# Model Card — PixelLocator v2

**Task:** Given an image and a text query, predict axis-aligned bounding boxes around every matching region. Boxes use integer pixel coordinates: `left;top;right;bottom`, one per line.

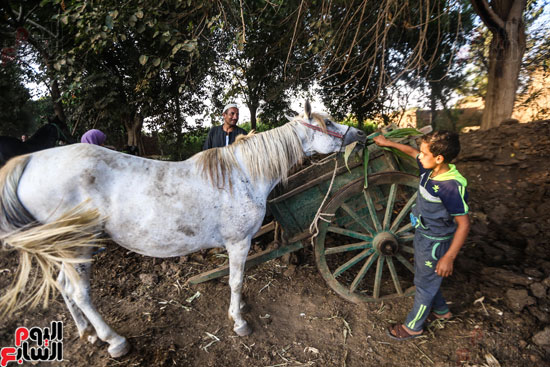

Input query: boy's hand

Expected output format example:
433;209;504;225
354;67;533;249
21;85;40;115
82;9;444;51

373;135;392;147
435;255;454;277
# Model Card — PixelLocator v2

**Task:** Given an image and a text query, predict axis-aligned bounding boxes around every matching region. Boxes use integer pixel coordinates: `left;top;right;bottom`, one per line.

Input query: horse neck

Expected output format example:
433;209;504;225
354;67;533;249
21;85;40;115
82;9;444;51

26;124;57;149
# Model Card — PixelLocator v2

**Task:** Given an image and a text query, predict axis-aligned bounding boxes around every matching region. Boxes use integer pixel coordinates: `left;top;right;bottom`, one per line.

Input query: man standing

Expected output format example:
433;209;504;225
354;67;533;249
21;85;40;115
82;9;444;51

203;103;247;150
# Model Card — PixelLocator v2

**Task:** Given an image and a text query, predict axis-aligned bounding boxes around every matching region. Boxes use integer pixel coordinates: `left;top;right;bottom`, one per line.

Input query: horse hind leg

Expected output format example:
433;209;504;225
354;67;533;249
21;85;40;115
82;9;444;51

227;239;253;336
57;267;98;344
66;251;130;358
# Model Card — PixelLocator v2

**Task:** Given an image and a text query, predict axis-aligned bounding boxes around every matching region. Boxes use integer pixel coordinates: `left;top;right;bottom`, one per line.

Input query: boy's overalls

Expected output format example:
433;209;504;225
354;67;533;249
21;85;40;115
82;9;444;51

405;159;468;332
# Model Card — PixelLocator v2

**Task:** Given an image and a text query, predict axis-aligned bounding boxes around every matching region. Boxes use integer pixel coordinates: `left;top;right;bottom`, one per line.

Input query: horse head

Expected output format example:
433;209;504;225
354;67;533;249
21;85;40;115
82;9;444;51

293;100;366;156
47;115;76;144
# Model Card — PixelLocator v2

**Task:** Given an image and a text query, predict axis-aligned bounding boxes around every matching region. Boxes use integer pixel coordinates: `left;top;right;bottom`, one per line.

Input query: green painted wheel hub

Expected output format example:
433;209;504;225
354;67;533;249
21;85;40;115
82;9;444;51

373;232;399;256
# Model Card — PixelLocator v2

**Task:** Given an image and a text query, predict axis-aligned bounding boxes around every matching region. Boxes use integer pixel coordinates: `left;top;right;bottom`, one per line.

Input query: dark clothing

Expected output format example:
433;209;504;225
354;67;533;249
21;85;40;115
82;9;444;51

411;156;469;238
203;125;247;150
404;232;451;331
405;156;469;331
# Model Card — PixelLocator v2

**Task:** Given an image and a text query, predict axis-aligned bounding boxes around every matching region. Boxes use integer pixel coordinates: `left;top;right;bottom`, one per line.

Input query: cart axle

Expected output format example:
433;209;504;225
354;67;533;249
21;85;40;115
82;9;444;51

373;231;399;256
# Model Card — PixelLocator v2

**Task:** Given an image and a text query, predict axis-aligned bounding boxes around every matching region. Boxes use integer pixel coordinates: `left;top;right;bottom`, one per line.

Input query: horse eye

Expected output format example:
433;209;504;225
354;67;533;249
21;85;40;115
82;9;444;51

325;119;332;126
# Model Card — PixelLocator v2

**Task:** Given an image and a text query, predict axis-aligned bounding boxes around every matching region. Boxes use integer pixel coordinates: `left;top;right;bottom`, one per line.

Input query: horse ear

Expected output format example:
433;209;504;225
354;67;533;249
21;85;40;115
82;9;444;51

304;100;312;120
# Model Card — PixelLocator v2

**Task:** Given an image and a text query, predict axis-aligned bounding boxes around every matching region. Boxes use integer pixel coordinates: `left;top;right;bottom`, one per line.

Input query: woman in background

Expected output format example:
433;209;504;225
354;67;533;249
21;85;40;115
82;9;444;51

81;129;107;145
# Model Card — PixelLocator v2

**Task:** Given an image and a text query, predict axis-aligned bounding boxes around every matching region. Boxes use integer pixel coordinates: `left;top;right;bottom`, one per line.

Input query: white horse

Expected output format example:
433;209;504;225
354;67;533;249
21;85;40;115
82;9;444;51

0;102;366;358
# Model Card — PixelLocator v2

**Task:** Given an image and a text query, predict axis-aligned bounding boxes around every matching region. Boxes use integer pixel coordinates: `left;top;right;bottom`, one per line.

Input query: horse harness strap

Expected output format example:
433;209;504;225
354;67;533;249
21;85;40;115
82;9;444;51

299;120;352;155
299;121;345;139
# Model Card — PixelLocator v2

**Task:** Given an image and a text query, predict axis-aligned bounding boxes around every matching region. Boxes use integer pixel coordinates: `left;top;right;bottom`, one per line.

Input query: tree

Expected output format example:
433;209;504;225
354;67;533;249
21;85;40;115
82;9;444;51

417;1;475;129
470;0;528;129
310;0;474;127
44;0;222;150
218;1;316;129
0;1;69;123
0;63;32;136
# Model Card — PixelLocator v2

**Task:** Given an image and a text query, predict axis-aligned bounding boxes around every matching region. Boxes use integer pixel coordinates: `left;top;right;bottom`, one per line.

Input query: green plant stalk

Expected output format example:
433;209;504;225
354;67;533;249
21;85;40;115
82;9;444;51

363;128;421;188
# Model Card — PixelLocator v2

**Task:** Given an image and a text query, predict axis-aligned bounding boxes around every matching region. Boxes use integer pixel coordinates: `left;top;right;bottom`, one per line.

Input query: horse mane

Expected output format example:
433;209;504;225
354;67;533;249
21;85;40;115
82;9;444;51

197;121;308;189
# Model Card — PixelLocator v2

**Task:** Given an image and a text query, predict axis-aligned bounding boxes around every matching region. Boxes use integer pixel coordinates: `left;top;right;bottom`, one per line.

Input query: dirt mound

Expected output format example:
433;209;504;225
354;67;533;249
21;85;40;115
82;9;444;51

454;119;550;361
458;119;550;265
1;120;550;366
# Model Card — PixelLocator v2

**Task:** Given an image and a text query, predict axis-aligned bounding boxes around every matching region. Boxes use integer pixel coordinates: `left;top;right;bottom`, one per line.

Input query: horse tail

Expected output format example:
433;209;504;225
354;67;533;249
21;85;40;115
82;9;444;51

0;155;104;317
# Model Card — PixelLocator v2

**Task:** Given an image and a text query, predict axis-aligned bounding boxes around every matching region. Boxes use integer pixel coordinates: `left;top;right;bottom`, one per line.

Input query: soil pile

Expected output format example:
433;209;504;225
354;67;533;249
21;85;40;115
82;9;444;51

456;119;550;358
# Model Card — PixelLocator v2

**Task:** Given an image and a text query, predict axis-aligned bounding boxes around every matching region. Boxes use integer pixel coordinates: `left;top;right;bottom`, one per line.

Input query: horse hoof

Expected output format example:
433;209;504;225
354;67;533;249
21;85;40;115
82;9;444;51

234;323;252;336
108;338;130;358
87;335;98;344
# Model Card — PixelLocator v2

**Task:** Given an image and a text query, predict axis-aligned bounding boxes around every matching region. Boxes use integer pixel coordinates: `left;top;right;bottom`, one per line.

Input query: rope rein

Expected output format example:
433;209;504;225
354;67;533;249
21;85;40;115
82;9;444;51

309;158;338;246
298;119;355;246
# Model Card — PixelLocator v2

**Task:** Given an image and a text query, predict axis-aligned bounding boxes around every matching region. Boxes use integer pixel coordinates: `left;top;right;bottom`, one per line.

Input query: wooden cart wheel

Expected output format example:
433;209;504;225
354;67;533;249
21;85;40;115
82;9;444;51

314;171;419;303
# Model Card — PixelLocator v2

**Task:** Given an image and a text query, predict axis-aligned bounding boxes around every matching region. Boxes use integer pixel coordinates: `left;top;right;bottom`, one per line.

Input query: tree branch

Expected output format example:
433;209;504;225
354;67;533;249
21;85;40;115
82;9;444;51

239;0;246;44
8;6;59;39
509;0;527;21
470;0;505;32
284;0;304;76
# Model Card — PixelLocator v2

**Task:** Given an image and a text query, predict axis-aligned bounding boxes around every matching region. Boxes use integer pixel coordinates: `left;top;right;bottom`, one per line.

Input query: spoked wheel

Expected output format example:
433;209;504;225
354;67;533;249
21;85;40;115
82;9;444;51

314;171;419;303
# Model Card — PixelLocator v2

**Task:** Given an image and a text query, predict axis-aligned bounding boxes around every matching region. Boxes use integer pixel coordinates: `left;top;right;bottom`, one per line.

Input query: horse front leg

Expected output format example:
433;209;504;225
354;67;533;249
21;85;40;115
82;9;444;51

227;239;252;336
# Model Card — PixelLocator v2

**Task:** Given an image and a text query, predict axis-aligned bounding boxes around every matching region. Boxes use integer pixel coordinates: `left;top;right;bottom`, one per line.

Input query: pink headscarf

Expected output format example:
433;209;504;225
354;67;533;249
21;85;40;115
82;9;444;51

81;129;106;145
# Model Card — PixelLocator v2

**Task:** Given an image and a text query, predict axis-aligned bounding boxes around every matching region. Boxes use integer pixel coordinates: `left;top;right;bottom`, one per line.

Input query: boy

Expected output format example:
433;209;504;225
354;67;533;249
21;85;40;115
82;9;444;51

373;130;470;340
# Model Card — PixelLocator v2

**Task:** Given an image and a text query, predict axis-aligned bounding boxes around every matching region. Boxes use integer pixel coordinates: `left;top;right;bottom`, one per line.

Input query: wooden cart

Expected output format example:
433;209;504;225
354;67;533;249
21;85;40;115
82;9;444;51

188;133;421;303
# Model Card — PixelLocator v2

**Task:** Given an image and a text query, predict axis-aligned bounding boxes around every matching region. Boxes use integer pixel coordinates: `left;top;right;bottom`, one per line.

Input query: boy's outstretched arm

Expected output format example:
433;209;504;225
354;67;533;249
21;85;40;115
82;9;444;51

435;214;470;277
372;135;419;158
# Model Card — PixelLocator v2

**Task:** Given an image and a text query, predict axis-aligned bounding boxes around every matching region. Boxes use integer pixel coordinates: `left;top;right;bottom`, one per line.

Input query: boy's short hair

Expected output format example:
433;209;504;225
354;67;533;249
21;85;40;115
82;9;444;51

420;130;460;162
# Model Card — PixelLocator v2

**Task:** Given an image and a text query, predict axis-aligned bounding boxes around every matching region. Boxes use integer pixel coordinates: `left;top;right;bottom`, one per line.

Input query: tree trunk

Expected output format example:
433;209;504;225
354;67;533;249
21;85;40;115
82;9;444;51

50;78;67;123
249;103;258;130
482;25;526;129
470;0;527;130
42;57;67;123
125;113;144;155
429;87;438;130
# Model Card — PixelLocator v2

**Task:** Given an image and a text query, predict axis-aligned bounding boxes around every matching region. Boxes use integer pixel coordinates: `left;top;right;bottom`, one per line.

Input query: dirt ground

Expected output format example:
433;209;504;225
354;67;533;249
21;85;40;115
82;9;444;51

1;119;550;367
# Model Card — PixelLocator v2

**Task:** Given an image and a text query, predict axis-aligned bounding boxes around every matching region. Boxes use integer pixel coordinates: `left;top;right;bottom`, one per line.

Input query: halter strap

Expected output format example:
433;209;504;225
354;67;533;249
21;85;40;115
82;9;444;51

299;121;345;139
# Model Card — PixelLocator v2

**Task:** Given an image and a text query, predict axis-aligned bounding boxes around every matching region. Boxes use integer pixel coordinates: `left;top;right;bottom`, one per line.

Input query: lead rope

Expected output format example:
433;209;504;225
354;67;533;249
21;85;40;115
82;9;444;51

309;158;339;246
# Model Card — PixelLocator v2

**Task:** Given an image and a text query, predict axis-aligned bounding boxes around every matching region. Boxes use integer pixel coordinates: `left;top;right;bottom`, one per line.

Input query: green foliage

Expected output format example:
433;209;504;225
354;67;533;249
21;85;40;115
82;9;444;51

157;126;210;161
311;0;475;123
31;0;223;144
340;115;377;135
217;1;316;129
1;0;539;151
460;25;491;97
238;121;275;133
0;64;33;136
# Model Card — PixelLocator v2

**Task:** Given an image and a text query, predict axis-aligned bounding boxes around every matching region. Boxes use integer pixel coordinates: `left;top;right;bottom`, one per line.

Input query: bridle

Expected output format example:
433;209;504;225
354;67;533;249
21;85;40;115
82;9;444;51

298;119;357;153
299;120;346;139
